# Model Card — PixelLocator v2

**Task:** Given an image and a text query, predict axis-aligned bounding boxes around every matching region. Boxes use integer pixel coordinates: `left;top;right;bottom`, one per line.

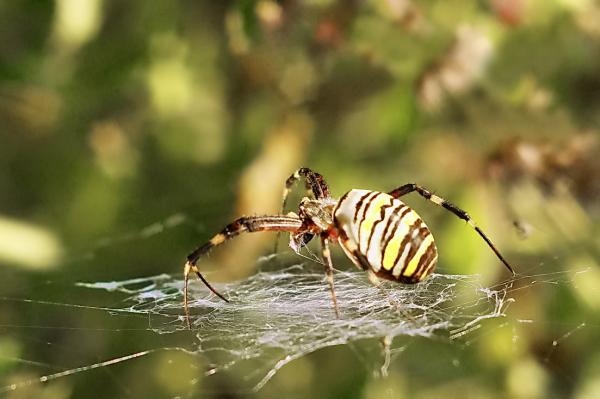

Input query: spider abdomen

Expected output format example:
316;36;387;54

333;189;438;283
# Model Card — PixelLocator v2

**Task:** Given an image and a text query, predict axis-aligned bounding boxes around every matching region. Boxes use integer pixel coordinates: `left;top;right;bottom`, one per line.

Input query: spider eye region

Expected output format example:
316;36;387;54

333;189;438;283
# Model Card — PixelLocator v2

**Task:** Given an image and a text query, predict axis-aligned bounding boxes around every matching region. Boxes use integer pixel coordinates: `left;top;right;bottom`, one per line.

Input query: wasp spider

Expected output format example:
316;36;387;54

183;168;516;327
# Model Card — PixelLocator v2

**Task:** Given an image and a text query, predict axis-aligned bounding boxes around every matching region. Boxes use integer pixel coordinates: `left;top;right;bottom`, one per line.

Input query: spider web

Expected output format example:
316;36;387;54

0;213;592;396
76;260;514;391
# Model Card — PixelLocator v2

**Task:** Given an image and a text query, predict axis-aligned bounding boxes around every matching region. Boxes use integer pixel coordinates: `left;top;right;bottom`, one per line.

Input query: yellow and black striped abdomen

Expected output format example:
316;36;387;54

333;189;438;283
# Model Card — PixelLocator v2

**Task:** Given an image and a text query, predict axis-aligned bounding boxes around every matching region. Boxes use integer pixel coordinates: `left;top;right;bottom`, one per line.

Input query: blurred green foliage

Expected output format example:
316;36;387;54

1;0;599;398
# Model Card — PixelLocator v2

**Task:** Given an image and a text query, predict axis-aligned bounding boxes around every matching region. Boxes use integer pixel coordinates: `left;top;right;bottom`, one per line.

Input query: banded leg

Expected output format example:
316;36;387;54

275;168;331;253
388;184;516;276
184;215;303;328
281;168;331;210
320;234;340;318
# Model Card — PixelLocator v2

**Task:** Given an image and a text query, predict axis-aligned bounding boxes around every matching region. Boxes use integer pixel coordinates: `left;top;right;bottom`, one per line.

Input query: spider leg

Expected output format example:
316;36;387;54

184;215;303;328
388;184;516;276
320;234;340;319
282;167;331;206
275;168;331;253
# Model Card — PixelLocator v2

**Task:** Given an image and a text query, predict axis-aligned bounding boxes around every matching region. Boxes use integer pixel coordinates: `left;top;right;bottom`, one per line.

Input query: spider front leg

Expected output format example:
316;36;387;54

320;234;340;318
275;168;331;253
184;215;303;329
388;183;516;276
281;167;331;208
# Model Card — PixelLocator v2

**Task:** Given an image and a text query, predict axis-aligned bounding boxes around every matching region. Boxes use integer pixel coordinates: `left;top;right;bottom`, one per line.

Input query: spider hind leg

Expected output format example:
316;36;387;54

388;183;516;276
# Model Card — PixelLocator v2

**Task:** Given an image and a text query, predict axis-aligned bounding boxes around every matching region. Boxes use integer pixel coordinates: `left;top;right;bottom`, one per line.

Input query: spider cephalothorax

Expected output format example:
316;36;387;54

183;168;516;328
298;197;337;230
287;197;337;252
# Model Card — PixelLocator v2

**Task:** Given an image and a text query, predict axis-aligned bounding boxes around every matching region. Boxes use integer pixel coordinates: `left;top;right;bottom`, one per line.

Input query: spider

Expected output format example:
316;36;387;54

183;167;516;327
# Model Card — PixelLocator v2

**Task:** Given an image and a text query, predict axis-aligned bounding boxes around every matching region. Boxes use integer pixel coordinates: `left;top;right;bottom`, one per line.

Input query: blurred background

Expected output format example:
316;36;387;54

1;0;599;398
